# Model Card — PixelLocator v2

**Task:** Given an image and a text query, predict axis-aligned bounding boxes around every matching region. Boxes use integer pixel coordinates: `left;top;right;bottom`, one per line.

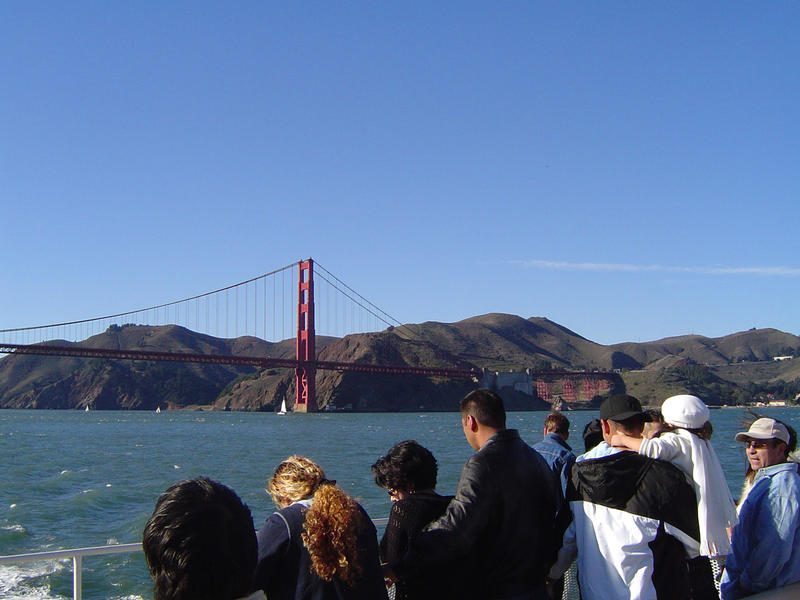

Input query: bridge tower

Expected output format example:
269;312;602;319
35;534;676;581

294;259;317;412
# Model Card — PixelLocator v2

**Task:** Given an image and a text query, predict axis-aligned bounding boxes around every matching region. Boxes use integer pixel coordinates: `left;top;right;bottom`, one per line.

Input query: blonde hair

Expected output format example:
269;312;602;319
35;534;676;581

268;455;324;507
268;456;363;587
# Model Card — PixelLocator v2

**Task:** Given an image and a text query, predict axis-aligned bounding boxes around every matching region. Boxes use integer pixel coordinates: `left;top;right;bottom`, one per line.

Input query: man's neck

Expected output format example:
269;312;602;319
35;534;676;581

475;426;502;450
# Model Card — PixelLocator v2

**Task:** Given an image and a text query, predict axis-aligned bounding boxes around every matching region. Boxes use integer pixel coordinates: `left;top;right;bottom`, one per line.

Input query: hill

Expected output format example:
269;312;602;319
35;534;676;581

1;315;798;410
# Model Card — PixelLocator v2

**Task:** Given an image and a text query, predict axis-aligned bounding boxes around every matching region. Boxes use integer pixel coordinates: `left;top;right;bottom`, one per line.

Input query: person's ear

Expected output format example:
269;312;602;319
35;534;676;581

465;414;478;432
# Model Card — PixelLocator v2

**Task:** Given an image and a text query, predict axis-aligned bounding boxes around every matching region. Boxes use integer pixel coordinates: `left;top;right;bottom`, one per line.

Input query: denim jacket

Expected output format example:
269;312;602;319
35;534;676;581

533;433;576;500
721;462;800;599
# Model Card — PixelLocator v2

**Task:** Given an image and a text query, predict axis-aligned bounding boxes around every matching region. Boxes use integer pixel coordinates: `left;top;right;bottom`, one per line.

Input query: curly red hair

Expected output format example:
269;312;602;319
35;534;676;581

268;456;364;587
302;483;363;586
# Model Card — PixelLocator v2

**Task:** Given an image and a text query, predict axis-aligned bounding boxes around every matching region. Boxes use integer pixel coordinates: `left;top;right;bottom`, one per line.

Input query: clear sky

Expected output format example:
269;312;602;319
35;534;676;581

2;2;798;346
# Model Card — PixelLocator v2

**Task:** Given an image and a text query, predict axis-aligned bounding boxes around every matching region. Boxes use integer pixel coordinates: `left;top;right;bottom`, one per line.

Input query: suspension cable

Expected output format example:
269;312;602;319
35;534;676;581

0;262;297;333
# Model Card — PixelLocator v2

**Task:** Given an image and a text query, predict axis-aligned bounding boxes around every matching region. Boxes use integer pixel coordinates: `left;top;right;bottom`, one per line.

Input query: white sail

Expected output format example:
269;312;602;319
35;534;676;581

278;398;288;415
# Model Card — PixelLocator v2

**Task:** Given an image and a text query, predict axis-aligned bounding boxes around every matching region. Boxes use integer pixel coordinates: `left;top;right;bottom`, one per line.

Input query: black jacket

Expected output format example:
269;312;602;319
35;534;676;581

566;451;700;599
392;429;559;599
380;492;461;600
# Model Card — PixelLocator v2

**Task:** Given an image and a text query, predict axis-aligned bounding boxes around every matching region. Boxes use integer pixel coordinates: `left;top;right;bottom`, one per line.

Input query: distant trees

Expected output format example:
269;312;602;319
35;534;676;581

106;323;137;333
746;378;800;404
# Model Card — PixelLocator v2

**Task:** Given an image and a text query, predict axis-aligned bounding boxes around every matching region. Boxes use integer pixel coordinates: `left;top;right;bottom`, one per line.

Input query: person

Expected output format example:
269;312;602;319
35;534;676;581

609;394;737;599
533;411;576;503
386;389;559;600
734;412;795;512
142;477;264;600
533;412;576;600
581;418;603;452
547;394;700;600
253;455;388;600
372;440;464;600
720;418;800;599
642;408;665;439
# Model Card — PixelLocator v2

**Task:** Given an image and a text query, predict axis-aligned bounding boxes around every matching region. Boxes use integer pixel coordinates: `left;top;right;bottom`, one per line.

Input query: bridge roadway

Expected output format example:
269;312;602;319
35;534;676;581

0;342;480;379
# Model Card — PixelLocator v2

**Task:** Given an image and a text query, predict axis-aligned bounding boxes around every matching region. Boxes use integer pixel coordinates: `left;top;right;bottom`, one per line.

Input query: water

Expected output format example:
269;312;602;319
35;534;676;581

1;407;798;600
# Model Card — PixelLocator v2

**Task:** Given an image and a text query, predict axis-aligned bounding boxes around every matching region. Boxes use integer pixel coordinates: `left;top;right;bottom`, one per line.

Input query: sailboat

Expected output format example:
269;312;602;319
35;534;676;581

277;397;288;415
155;406;161;413
84;405;89;412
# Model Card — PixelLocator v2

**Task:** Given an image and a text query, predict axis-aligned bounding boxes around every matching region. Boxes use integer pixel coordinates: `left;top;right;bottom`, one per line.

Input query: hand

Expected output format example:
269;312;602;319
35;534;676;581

381;562;399;584
545;577;558;600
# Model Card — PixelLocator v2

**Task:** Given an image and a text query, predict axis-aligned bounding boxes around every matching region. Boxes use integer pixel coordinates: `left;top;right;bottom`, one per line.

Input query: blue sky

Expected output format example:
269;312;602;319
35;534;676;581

2;2;798;346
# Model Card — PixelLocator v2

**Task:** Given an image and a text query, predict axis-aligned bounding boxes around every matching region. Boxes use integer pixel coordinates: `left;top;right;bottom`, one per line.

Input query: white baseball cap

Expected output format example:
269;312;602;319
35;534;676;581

734;417;790;445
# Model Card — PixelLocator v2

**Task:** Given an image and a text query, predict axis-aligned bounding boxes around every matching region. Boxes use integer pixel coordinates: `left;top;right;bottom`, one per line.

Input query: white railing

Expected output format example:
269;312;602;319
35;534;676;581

0;542;142;600
0;518;389;600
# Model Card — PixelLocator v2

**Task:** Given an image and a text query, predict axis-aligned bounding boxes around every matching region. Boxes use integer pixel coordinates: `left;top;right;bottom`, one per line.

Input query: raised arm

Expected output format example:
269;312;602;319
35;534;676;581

608;431;643;452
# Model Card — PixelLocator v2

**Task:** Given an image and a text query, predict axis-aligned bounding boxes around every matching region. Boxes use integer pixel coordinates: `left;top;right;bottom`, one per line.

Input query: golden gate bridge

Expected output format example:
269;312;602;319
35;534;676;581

0;258;615;411
0;259;480;411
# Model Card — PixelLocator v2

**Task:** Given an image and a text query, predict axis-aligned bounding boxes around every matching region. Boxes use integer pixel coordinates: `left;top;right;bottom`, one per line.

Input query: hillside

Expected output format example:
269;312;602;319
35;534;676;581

1;315;798;410
0;325;333;410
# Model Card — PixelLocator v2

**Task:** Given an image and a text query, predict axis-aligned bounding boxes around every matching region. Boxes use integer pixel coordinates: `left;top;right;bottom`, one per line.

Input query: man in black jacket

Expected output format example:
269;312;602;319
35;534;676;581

387;389;559;600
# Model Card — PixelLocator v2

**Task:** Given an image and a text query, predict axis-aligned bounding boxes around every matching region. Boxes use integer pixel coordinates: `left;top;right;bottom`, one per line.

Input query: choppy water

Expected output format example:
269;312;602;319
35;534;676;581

1;407;798;600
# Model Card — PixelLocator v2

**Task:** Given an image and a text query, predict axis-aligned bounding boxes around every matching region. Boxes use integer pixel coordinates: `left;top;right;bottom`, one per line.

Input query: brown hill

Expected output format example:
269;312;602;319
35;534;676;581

0;325;333;410
1;315;798;409
215;331;503;412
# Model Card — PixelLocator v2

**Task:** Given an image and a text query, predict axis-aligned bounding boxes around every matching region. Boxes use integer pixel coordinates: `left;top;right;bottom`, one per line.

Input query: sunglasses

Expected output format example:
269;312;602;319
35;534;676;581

743;440;774;449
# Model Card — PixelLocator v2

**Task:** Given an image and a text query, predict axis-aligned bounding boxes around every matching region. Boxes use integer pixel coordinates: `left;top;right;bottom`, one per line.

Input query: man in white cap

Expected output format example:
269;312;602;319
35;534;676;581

720;418;800;599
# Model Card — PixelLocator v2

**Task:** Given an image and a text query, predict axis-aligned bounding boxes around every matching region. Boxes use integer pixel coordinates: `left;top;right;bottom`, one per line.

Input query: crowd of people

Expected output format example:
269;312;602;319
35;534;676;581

140;389;800;600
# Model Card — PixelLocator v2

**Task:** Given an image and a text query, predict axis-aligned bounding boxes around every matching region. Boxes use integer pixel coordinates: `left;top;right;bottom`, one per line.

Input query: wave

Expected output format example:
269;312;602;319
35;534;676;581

0;522;29;545
0;562;67;600
0;558;147;600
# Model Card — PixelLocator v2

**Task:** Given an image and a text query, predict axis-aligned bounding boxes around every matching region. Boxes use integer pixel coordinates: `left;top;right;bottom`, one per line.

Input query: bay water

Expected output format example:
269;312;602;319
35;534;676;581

2;407;798;600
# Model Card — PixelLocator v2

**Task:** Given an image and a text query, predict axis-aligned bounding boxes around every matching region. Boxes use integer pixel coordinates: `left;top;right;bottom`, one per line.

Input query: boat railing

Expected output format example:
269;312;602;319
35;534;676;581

0;518;390;600
0;542;142;600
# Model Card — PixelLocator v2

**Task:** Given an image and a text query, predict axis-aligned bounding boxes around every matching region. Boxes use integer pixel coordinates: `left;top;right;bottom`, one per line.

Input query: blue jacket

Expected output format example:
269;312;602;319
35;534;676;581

721;462;800;599
533;433;576;501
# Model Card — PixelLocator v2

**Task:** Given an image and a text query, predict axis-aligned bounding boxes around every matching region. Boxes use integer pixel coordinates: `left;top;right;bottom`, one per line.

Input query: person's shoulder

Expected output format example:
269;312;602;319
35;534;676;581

390;497;414;513
354;500;374;518
578;441;619;461
649;430;687;444
767;463;800;491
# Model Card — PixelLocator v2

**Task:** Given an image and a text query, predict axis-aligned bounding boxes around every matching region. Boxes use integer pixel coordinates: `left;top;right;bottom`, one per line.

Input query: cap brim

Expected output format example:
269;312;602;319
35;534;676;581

606;410;645;421
734;431;775;442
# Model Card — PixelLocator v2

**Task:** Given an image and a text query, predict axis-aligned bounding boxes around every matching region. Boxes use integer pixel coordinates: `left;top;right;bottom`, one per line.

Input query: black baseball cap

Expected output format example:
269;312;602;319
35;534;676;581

600;394;645;421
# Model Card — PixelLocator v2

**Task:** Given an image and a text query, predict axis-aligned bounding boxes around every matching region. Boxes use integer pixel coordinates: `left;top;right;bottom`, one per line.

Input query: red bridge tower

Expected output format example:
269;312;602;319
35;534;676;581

293;259;317;412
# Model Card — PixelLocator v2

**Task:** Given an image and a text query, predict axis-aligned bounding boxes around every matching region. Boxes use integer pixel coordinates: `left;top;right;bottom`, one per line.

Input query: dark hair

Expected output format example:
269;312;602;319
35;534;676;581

775;418;798;457
662;421;714;441
143;477;257;600
582;419;603;452
372;440;438;493
460;389;506;430
644;408;663;424
614;414;646;435
544;412;570;435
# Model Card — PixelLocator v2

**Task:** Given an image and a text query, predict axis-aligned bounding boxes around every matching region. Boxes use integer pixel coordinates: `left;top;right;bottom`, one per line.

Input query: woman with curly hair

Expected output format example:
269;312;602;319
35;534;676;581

372;440;471;600
252;456;387;600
